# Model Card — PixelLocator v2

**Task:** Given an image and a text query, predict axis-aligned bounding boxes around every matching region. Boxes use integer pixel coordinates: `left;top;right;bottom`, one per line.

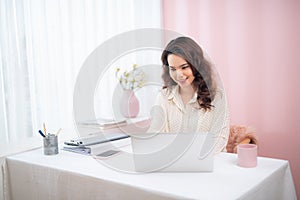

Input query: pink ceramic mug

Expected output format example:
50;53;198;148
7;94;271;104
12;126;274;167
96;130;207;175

237;144;257;168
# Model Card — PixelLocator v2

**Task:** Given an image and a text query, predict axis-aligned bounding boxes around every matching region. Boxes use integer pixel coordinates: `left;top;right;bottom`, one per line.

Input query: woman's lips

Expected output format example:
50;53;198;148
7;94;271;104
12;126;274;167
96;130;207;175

177;78;188;84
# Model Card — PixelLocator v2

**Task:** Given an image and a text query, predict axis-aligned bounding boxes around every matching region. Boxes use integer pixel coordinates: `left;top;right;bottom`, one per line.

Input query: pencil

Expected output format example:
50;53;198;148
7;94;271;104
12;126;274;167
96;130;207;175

43;123;47;136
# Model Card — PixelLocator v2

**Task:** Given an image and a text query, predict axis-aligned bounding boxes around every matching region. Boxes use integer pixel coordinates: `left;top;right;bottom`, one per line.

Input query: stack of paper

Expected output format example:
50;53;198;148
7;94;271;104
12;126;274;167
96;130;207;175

78;118;127;130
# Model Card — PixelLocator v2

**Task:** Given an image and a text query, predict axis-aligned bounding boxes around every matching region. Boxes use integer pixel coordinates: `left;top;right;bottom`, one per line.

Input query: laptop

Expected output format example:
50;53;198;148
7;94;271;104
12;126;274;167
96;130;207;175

130;132;215;172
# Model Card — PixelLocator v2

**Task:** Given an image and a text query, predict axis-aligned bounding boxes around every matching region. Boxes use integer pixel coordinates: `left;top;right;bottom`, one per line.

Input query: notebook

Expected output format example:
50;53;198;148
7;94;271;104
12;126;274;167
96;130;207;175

131;132;215;172
63;132;130;155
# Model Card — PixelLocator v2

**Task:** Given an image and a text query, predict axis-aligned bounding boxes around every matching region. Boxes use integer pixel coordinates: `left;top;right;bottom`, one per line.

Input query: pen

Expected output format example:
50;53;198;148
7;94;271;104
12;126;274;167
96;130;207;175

38;130;46;137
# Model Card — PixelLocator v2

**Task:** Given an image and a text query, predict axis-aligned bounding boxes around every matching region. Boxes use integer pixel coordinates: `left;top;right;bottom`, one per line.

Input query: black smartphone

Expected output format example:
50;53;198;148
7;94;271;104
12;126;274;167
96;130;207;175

96;150;120;157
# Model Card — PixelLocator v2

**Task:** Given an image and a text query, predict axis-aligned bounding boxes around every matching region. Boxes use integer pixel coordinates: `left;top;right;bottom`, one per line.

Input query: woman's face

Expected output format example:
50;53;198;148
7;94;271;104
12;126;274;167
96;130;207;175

167;54;195;89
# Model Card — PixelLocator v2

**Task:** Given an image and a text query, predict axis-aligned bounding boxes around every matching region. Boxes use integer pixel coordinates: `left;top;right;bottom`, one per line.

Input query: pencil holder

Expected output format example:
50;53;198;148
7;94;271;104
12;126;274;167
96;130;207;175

43;134;58;155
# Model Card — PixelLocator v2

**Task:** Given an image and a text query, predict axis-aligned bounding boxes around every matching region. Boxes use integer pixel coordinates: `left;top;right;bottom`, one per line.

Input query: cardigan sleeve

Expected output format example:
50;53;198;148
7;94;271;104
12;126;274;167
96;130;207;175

209;88;230;154
147;91;168;133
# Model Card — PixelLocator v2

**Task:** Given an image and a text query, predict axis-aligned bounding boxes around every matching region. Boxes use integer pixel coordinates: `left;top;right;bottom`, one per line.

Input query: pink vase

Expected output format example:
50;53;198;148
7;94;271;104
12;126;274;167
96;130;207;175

120;89;139;118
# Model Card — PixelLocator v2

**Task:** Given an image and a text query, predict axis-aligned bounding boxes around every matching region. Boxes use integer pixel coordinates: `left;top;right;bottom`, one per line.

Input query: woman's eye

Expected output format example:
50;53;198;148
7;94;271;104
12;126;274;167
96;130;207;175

170;68;176;71
182;65;189;70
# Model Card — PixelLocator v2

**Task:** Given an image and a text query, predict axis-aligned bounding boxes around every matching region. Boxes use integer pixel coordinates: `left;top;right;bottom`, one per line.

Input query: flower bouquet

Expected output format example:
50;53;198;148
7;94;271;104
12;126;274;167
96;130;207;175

115;64;145;90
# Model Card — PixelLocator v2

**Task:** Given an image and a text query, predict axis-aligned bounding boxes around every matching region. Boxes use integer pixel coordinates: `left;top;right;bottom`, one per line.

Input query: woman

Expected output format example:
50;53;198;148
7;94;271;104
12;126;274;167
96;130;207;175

148;36;230;153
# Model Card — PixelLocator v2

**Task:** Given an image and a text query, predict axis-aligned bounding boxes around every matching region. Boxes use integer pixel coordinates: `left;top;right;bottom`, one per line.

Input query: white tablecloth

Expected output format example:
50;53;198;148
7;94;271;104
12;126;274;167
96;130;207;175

2;147;297;200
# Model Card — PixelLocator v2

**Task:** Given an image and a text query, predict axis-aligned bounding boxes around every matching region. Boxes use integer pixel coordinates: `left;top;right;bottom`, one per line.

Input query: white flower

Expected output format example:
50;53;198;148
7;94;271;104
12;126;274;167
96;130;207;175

115;64;145;90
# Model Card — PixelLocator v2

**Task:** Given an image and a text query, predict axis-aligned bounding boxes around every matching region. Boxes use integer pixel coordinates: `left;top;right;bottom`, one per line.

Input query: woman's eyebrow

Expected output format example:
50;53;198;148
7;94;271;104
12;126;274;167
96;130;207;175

169;63;189;68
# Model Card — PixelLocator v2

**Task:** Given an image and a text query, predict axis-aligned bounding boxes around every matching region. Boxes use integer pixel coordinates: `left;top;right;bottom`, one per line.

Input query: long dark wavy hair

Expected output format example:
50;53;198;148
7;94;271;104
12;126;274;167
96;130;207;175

161;37;216;111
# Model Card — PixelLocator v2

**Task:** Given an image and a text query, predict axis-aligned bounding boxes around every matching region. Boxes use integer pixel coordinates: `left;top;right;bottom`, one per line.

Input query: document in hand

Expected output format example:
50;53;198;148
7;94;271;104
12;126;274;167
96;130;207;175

63;132;130;155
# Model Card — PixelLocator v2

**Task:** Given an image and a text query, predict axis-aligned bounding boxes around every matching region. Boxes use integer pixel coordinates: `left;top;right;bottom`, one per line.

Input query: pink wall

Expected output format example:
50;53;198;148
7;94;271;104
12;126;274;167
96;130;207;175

162;0;300;197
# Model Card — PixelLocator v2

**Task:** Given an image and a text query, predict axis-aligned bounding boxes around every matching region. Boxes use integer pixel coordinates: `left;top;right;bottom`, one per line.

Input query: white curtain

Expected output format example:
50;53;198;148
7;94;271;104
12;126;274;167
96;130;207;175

0;0;162;156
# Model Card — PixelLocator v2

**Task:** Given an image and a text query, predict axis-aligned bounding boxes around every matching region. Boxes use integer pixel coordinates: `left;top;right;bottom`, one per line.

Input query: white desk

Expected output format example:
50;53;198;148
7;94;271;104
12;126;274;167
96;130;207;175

3;147;297;200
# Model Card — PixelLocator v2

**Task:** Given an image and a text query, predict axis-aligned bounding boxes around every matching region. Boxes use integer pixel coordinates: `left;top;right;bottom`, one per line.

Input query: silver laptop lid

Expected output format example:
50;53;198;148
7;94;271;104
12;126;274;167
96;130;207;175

131;132;215;172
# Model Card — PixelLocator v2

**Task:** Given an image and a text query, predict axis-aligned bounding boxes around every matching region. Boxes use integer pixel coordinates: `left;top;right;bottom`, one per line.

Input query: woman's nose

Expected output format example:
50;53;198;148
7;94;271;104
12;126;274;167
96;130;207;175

176;69;184;78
